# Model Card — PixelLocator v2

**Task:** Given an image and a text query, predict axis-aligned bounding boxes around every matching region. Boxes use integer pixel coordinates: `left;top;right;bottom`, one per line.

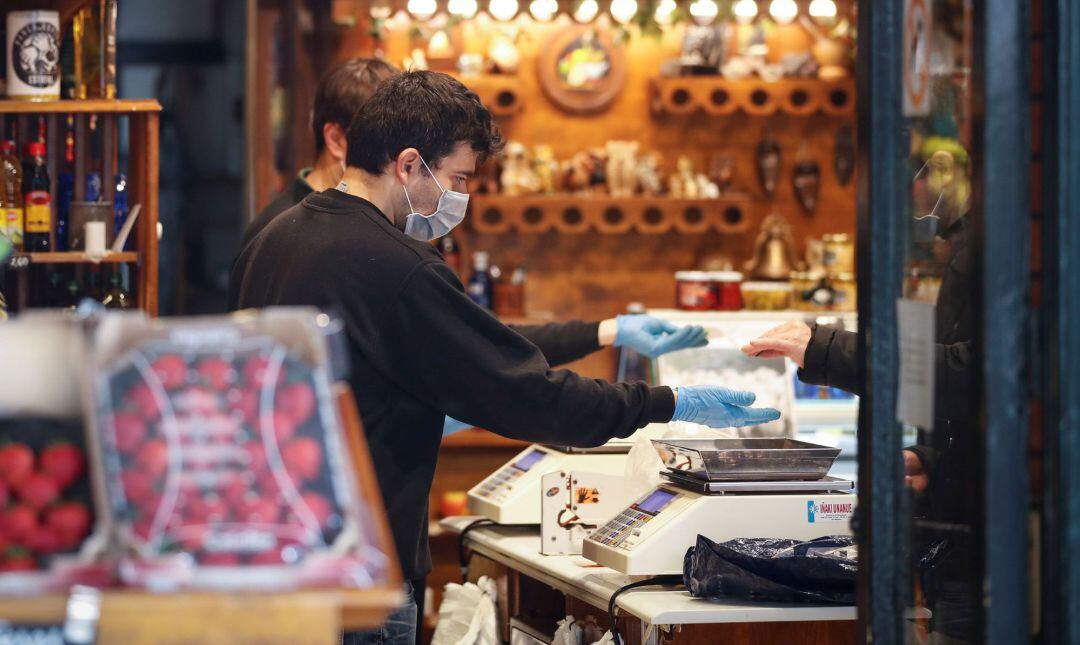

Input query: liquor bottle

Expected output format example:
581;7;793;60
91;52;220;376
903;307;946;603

114;172;128;248
466;251;493;310
101;269;131;309
56;118;75;252
0;141;24;250
73;0;118;100
22;142;51;253
437;232;461;276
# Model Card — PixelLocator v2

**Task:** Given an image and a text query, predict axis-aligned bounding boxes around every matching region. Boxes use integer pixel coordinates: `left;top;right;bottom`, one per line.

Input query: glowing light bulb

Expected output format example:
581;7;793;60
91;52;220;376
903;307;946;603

610;0;638;24
489;0;519;21
574;0;599;22
732;0;759;24
529;0;558;21
768;0;798;24
808;0;836;19
654;0;677;24
448;0;479;18
689;0;718;25
407;0;437;21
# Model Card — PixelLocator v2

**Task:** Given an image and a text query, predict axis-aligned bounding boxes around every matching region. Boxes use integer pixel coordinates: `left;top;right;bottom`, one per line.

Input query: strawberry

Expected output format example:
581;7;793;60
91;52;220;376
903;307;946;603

276;382;317;426
0;549;37;571
243;355;283;390
174;525;209;550
269;411;297;443
0;480;8;507
0;443;35;486
125;382;162;420
2;505;38;540
120;469;156;506
45;502;92;547
39;443;85;490
200;552;240;566
151;354;189;390
297;491;334;529
281;437;322;482
184;493;228;524
26;525;63;555
238;496;280;524
0;528;9;553
197;357;235;391
16;473;60;511
135;440;170;479
231;387;261;426
112;412;148;454
243;442;269;474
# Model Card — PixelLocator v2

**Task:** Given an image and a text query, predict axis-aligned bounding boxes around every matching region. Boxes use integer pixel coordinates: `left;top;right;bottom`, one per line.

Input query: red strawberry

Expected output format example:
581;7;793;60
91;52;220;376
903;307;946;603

238;496;280;524
243;355;283;390
125;383;162;420
0;443;35;486
151;354;188;390
231;388;261;426
26;525;63;555
222;476;253;508
16;473;60;511
120;470;155;506
200;552;240;566
175;525;209;550
0;549;37;571
269;411;297;443
298;491;334;529
0;480;8;507
185;493;228;524
40;443;85;490
281;437;322;482
197;357;235;390
243;442;269;474
276;382;317;426
2;505;38;540
135;440;170;479
131;519;154;540
45;502;92;547
112;412;148;454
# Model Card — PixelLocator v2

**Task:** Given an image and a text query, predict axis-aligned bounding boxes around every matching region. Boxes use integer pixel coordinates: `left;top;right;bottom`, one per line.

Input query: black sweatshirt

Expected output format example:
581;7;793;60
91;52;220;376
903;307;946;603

231;189;675;578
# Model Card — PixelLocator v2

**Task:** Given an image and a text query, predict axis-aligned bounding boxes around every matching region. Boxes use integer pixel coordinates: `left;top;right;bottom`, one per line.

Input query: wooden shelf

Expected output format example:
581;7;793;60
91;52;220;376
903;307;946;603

0;587;404;642
0;99;162;114
9;251;139;267
649;77;855;117
469;194;753;234
451;74;524;117
441;428;530;450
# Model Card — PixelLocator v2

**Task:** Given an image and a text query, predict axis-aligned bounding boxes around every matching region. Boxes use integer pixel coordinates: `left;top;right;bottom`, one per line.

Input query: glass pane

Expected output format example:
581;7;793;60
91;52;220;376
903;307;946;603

899;1;981;642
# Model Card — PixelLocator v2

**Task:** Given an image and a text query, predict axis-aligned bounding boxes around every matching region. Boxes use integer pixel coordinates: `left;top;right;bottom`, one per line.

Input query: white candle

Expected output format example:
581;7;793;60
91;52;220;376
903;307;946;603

85;221;107;261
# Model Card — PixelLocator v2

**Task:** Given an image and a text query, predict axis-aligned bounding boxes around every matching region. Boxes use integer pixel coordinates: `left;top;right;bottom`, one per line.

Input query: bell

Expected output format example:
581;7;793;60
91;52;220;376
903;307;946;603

744;211;803;280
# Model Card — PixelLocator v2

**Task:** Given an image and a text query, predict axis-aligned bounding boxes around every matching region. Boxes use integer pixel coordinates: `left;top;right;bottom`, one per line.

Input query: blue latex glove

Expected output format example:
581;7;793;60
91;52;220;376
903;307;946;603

671;385;782;428
442;416;473;437
613;314;709;358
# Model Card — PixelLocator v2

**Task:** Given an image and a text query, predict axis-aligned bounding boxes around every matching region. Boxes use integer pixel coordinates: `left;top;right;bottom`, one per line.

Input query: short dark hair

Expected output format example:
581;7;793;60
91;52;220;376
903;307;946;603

346;70;503;173
312;58;399;154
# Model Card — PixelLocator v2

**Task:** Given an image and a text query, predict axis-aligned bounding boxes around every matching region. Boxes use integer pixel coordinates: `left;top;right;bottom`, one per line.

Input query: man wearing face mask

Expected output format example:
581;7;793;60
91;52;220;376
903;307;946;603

233;71;780;645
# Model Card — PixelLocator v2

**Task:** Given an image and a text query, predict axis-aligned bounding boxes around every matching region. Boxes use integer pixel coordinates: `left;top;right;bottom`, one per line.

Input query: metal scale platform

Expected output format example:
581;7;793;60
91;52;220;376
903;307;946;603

582;439;858;576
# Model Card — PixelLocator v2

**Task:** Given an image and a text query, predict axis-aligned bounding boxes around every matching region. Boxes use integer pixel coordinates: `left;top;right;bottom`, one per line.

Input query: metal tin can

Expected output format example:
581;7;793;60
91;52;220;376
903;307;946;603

6;11;61;101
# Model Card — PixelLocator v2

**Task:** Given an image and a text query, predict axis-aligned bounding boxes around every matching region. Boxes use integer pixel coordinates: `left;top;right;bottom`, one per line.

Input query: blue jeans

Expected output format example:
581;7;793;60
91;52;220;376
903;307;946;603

342;582;417;645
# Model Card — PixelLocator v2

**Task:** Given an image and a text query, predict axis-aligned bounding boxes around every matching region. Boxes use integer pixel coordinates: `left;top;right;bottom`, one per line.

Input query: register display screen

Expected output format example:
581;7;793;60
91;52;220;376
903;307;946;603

635;489;677;514
514;449;547;472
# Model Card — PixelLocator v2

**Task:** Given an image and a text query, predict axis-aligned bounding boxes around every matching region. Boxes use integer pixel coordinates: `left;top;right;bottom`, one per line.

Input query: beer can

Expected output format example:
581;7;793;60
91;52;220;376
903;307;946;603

6;11;61;101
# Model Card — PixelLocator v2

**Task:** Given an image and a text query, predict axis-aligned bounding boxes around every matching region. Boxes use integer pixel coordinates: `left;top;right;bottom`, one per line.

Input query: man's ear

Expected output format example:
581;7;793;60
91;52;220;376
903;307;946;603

323;123;348;163
394;148;421;185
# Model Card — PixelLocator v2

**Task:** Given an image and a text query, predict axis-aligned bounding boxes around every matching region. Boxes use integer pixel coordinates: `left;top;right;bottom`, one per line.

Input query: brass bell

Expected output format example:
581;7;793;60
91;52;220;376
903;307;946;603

744;211;804;280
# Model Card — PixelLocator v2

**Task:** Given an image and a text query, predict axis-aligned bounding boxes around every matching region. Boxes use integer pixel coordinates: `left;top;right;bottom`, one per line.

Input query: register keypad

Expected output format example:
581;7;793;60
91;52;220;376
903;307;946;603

592;508;655;550
473;466;526;500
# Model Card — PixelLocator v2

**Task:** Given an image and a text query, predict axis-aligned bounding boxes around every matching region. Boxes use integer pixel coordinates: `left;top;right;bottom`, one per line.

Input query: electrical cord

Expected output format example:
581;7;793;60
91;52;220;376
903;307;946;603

607;575;684;645
458;518;495;582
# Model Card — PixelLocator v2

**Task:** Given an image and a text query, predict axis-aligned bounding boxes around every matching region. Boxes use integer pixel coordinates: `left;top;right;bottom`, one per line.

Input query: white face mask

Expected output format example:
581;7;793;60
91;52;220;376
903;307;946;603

402;156;469;241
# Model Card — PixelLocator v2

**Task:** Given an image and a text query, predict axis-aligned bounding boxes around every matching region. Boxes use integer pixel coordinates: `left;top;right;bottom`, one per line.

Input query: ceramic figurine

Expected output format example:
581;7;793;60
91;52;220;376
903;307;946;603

587;149;607;193
637;152;663;196
532;145;560;194
756;130;781;197
709;153;735;193
669;155;700;199
680;24;726;73
696;174;720;199
500;141;540;196
834;125;854;186
565;152;594;194
605;141;639;197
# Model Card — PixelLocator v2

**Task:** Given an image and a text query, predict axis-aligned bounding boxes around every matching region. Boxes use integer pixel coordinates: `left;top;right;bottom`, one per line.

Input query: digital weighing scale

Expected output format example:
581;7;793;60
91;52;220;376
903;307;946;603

582;439;857;576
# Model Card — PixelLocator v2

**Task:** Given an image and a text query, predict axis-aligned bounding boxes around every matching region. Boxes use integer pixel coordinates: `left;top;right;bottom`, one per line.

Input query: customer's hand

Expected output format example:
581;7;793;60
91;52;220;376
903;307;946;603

740;320;813;367
904;450;929;494
613;314;708;358
671;385;781;428
442;416;473;438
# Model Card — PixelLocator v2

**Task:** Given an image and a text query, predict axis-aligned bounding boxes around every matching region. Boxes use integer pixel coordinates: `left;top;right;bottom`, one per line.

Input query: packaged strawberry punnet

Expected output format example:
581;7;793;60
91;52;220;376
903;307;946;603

85;308;390;591
0;315;112;595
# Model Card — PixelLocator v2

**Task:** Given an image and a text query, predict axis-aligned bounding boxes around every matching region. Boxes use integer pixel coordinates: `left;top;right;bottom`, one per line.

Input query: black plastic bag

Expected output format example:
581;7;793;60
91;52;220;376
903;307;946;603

683;535;857;604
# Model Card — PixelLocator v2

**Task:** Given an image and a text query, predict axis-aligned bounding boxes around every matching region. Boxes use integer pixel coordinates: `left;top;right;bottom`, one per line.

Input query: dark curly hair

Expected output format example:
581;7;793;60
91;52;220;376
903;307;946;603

312;57;399;154
346;70;503;173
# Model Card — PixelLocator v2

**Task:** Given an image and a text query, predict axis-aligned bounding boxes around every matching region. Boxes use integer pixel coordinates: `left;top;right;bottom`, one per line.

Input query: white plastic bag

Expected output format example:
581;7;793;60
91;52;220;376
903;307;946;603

624;421;737;498
431;576;499;645
589;630;616;645
551;615;583;645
